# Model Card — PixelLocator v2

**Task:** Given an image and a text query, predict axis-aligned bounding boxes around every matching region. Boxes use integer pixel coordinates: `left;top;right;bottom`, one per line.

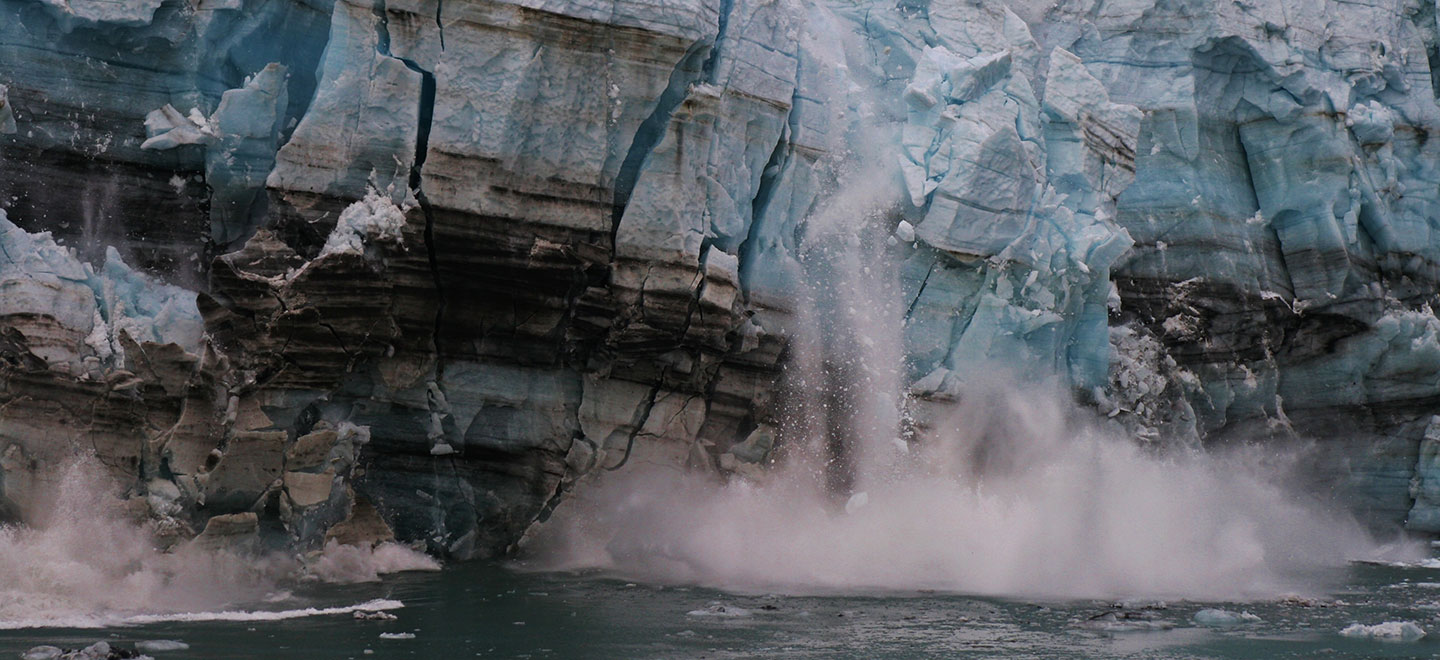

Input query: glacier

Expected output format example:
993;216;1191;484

2;0;1440;558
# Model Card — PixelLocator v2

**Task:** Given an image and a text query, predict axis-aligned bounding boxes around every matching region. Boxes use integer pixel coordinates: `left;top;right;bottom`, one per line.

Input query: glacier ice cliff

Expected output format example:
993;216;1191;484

5;0;1440;557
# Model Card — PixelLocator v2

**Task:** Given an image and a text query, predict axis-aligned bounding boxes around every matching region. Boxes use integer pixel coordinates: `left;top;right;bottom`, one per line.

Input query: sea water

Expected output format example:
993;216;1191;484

5;559;1440;658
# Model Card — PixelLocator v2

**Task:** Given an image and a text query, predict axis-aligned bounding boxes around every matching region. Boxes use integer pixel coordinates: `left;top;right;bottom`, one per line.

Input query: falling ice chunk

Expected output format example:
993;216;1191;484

894;220;915;243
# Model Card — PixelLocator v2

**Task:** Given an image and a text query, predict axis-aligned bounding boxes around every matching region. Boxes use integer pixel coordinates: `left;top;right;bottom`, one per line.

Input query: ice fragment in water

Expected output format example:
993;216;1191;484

1192;609;1261;626
1339;621;1426;641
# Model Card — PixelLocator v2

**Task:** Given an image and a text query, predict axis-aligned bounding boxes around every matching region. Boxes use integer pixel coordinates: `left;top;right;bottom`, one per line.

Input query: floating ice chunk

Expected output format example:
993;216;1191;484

135;640;190;652
354;610;398;620
1339;621;1426;641
378;632;415;640
21;647;63;660
1080;610;1174;632
24;641;146;660
687;603;752;617
318;190;408;258
1193;609;1261;626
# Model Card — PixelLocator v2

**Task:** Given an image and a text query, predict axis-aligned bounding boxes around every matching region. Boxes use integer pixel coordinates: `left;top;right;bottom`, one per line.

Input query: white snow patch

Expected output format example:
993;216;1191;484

20;647;65;660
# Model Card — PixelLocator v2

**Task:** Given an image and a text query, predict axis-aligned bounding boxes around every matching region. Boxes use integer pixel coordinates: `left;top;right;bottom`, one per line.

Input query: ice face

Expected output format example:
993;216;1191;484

5;0;1440;557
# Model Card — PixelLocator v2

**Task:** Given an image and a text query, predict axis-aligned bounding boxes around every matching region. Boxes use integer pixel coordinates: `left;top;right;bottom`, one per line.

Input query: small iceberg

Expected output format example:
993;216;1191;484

686;603;752;617
1339;621;1426;641
378;632;416;640
135;640;189;652
1193;609;1261;626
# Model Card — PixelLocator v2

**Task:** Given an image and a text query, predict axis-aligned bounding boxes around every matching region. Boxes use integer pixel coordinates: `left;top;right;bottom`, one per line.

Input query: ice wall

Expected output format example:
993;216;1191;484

3;0;1440;556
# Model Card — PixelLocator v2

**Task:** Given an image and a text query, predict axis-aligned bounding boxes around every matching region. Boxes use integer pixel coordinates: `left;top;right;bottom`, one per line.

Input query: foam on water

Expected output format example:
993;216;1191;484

304;540;441;584
0;599;405;631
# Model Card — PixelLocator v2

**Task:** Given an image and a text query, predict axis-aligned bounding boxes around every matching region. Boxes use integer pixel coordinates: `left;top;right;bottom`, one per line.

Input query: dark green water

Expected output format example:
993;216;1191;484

4;561;1440;658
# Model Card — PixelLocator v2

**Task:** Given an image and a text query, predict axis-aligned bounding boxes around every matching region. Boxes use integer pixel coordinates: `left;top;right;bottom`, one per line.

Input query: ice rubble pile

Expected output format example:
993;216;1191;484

0;210;202;370
4;0;1440;555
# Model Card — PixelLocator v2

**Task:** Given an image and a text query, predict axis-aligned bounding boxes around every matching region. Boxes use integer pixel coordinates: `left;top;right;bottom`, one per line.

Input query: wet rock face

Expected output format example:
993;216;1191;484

5;0;1440;556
